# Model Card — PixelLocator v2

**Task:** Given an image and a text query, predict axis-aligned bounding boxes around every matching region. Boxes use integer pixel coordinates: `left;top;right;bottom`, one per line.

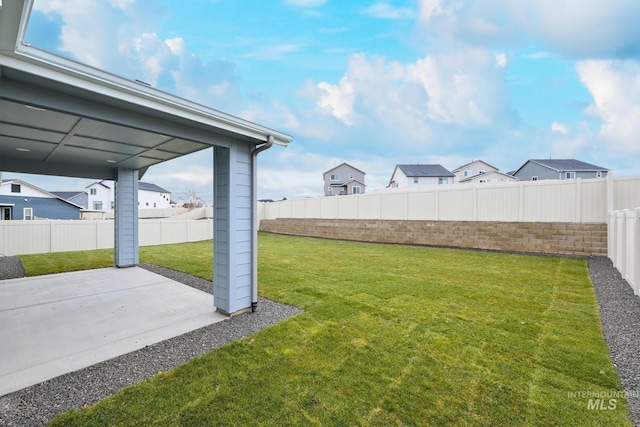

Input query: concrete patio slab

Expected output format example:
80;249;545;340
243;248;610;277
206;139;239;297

0;267;226;397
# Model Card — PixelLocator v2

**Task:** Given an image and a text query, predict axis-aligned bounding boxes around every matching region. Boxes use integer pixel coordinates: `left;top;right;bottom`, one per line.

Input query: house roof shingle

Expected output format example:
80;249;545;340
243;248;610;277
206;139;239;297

452;160;499;173
527;159;609;172
139;182;170;193
323;162;366;177
397;164;455;178
50;191;86;200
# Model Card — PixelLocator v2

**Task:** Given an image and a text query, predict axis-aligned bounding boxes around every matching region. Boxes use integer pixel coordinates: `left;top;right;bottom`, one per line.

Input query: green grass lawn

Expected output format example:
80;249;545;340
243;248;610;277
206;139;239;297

20;233;631;426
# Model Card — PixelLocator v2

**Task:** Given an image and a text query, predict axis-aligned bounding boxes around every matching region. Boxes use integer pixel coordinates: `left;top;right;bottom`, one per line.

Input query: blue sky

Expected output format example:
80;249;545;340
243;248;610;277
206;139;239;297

9;0;640;202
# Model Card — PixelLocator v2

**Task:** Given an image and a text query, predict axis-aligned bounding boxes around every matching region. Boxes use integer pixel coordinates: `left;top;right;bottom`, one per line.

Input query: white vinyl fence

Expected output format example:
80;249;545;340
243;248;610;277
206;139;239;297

0;219;213;256
261;175;640;224
609;208;640;294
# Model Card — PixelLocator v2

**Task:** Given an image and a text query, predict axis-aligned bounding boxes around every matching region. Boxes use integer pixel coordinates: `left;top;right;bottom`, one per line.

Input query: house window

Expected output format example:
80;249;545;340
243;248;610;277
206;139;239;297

491;179;498;183
90;188;97;195
596;171;602;178
111;201;114;209
438;178;448;184
11;184;20;193
531;176;538;181
330;174;340;181
349;174;353;180
352;186;361;194
565;172;576;180
23;207;33;220
463;170;471;177
413;177;419;184
93;201;103;210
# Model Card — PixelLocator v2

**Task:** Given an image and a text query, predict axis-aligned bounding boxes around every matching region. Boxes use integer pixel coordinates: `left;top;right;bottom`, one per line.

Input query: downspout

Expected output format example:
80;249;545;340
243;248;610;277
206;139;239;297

250;135;274;312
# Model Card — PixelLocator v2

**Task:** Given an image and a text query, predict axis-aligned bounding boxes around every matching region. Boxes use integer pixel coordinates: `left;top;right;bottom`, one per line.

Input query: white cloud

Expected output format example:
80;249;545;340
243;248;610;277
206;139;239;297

548;122;592;157
314;49;512;133
551;121;568;135
317;77;356;126
417;0;640;59
419;0;455;20
494;52;507;68
577;60;640;154
363;2;416;20
32;0;244;113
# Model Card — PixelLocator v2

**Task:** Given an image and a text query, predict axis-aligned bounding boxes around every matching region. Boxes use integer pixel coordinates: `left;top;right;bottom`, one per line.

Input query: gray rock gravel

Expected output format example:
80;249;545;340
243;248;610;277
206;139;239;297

0;256;25;280
589;256;640;426
0;263;301;426
1;257;638;426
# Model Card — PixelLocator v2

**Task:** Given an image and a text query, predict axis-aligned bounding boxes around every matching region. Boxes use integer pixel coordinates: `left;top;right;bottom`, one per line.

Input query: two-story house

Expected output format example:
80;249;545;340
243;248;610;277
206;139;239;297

1;179;83;220
323;163;366;196
511;159;609;181
86;180;172;211
452;160;516;184
388;164;455;188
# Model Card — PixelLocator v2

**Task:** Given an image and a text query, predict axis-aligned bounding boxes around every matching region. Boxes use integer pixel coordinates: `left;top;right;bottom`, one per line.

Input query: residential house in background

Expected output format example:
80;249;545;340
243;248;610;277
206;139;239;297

452;160;517;184
324;163;366;196
452;160;500;183
50;190;88;209
138;182;172;208
511;159;609;182
0;179;83;220
86;180;172;211
458;170;517;184
86;180;114;211
388;164;455;188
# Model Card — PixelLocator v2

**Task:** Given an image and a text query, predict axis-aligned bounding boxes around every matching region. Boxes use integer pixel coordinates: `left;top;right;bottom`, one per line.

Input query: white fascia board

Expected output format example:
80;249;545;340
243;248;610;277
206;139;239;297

2;0;293;146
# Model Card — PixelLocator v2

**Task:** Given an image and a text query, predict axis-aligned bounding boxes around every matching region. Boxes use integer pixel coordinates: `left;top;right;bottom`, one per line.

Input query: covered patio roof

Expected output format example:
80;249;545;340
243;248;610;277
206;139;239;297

0;0;293;316
0;0;292;180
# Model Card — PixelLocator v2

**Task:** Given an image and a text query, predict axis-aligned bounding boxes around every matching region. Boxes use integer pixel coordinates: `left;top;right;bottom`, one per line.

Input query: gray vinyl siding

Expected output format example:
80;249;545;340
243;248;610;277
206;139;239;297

67;193;88;209
514;162;609;181
514;163;558;181
0;195;81;219
324;164;365;195
214;143;254;314
575;171;608;179
114;169;139;267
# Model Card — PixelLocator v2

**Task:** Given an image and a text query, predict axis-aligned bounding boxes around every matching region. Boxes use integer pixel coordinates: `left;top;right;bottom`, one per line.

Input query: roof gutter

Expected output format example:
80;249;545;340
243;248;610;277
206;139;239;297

250;135;274;312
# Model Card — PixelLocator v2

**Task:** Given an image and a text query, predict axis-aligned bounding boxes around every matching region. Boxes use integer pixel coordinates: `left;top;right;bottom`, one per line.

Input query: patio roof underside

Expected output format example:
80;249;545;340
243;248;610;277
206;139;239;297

0;65;255;180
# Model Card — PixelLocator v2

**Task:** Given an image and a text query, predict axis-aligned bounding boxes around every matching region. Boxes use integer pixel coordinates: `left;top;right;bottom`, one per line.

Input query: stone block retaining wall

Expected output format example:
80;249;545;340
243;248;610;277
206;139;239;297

260;219;607;256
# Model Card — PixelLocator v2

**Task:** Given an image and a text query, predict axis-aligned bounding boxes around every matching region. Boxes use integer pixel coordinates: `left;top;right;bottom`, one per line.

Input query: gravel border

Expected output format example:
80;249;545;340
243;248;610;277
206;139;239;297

0;264;302;426
589;256;640;426
1;257;638;426
0;256;25;280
